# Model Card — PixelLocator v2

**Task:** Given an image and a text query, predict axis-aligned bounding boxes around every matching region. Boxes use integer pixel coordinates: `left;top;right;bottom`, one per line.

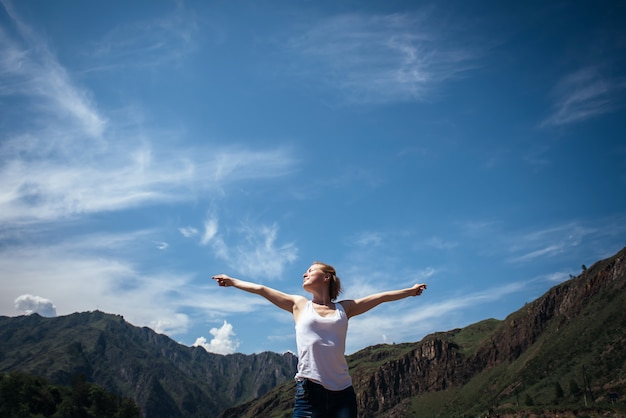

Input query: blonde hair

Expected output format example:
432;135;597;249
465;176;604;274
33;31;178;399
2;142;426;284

313;261;342;301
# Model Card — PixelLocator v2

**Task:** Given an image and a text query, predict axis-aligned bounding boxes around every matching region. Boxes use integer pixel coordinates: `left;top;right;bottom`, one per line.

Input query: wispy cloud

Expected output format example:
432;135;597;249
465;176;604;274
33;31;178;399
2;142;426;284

0;2;298;229
208;147;297;183
426;236;459;250
286;12;481;104
0;228;248;335
180;212;298;280
224;222;298;280
178;227;199;238
0;3;176;224
507;222;595;263
86;1;198;71
0;145;193;224
503;215;626;268
353;231;384;247
201;215;219;245
232;222;298;279
346;281;524;353
541;66;625;127
155;241;169;250
0;1;106;138
509;244;566;263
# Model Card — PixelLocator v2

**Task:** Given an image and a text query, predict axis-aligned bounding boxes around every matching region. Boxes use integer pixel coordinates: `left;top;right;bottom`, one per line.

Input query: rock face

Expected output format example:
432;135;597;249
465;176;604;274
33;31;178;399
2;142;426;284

0;311;298;418
220;246;626;417
353;339;465;415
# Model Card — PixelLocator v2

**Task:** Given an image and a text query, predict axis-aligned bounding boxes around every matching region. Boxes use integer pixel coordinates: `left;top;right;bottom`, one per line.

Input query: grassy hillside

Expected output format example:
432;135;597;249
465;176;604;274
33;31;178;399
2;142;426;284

405;250;626;417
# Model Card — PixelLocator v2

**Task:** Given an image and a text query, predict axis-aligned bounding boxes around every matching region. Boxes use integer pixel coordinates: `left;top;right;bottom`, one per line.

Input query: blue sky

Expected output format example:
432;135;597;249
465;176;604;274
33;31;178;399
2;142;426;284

1;0;625;355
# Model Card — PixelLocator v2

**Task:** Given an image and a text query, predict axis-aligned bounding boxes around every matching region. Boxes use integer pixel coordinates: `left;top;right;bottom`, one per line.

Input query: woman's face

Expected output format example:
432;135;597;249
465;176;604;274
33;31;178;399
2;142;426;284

302;264;326;289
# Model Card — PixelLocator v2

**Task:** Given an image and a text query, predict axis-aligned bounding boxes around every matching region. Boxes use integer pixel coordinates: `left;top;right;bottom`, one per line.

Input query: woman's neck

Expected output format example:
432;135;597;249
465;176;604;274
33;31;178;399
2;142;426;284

311;298;332;306
308;288;331;306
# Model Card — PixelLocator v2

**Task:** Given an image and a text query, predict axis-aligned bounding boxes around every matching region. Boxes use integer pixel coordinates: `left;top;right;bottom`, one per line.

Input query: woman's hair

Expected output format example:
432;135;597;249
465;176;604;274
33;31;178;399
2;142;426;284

313;261;342;301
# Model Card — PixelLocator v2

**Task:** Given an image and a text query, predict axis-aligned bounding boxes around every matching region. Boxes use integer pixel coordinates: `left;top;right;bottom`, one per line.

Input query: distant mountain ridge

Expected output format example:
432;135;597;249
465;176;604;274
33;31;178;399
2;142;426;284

0;310;297;417
1;246;625;417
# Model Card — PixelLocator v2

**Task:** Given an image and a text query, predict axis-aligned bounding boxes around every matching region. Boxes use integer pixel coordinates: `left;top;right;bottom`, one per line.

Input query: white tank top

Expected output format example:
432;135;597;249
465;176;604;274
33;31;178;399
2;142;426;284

294;300;352;391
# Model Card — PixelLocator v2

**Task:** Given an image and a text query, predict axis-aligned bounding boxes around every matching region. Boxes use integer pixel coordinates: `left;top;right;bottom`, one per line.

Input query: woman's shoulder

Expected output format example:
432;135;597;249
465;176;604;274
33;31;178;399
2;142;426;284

293;295;309;309
337;299;357;316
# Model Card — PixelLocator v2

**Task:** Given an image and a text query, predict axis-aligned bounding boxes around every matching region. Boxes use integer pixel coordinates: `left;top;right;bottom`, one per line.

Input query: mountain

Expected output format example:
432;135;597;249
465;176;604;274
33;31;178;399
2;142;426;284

0;310;297;418
2;247;624;417
220;246;626;417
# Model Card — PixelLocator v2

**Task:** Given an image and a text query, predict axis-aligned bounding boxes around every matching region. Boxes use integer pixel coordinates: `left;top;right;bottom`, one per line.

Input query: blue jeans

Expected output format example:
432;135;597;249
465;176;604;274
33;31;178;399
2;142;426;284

293;379;357;418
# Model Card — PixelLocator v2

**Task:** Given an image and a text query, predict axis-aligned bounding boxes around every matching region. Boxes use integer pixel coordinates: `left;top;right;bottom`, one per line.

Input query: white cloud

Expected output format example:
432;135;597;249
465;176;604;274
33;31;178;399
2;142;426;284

0;5;297;228
287;12;480;104
178;227;199;237
199;219;298;280
0;5;187;225
353;231;384;247
507;222;595;264
231;223;298;279
14;294;57;317
155;241;169;250
150;313;190;335
193;320;240;355
0;1;106;138
201;216;218;245
541;66;624;127
509;244;565;263
208;147;296;183
417;267;436;280
87;1;198;71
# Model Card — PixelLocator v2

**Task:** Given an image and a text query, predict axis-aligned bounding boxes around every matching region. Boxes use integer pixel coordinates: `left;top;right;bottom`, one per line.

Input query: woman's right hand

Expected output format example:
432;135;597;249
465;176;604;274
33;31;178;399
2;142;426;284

212;274;235;287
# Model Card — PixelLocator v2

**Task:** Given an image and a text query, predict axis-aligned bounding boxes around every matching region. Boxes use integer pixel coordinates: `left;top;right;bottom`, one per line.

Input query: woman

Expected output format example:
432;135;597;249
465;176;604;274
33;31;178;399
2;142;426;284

212;261;427;418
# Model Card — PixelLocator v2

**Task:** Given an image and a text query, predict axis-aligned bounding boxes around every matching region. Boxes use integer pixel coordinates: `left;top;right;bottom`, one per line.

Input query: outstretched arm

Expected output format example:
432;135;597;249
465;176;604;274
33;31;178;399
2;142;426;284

212;274;304;314
341;283;426;319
